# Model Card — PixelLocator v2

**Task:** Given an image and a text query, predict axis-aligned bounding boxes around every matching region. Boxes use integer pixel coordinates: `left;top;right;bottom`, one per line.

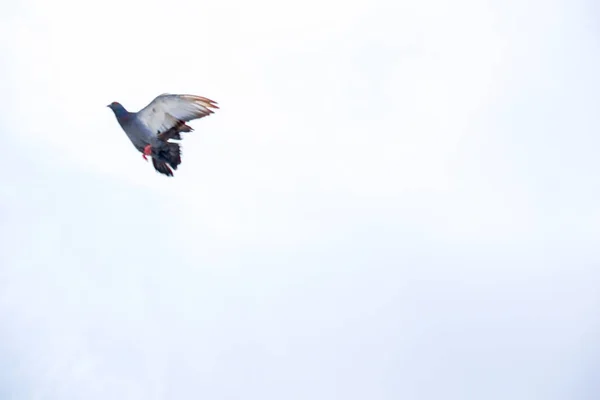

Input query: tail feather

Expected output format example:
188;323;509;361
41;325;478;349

152;158;174;177
151;142;181;177
164;142;181;170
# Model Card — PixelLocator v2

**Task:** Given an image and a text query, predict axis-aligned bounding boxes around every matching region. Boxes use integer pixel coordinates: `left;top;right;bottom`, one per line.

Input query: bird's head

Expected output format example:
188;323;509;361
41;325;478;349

107;101;128;117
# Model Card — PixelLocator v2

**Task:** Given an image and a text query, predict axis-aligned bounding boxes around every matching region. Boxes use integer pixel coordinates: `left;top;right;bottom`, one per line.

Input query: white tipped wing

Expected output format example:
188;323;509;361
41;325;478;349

136;93;219;136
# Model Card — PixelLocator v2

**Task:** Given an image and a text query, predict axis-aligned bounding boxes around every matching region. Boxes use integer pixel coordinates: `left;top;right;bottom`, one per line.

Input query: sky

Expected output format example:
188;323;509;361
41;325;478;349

1;0;599;398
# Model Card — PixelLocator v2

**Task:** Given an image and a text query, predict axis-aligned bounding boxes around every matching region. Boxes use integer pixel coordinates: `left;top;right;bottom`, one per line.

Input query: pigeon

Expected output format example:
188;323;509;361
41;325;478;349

107;93;219;177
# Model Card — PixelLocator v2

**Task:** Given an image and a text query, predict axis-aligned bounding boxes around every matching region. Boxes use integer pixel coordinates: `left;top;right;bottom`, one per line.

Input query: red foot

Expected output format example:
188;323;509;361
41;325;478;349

142;145;152;161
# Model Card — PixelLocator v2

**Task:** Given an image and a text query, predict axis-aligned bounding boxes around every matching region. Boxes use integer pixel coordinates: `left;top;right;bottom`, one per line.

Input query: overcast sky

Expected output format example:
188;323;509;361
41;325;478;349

1;0;599;399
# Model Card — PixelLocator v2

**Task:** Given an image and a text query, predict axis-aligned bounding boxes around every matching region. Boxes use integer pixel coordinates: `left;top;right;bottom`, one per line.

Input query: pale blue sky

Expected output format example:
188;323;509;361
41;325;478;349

1;0;599;399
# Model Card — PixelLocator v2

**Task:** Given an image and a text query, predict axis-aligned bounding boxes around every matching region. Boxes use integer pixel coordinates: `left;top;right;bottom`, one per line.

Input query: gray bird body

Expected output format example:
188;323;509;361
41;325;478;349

108;93;219;176
116;113;162;152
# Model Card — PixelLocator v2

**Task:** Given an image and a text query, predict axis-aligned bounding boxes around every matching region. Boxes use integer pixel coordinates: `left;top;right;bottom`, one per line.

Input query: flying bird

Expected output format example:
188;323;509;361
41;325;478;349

107;93;219;176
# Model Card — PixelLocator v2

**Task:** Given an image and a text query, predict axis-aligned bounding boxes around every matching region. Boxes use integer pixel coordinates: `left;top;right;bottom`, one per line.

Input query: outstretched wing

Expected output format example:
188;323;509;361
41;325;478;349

136;93;219;141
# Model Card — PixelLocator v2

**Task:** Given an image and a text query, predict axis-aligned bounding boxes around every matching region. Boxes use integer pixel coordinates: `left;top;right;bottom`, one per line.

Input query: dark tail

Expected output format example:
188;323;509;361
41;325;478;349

152;158;174;176
152;142;181;177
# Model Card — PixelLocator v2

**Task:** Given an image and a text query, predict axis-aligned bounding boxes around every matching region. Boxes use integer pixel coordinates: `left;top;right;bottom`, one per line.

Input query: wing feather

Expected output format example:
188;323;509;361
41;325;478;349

136;93;219;139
